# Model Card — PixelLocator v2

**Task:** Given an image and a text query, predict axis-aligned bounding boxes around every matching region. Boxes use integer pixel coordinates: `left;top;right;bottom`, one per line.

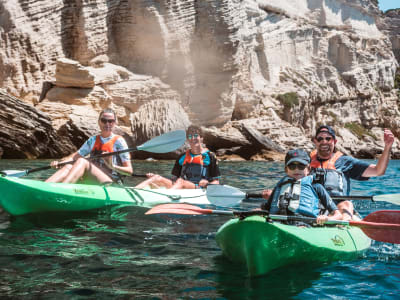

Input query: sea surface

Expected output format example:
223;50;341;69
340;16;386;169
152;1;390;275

0;159;399;299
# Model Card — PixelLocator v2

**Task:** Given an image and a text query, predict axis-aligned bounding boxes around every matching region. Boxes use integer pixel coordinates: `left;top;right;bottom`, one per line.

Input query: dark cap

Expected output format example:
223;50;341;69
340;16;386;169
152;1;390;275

285;149;310;166
315;125;335;139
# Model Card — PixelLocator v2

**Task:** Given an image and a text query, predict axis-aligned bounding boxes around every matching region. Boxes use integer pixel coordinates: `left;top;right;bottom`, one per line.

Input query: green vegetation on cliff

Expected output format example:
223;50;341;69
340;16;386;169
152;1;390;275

277;92;299;108
344;122;376;139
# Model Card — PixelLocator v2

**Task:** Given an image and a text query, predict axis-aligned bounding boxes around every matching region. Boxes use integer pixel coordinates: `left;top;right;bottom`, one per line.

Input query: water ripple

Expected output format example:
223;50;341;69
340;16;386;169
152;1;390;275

0;159;399;298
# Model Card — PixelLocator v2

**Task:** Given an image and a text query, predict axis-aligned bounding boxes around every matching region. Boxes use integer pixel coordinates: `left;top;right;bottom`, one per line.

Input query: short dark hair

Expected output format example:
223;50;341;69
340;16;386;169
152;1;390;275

99;108;117;121
186;125;202;137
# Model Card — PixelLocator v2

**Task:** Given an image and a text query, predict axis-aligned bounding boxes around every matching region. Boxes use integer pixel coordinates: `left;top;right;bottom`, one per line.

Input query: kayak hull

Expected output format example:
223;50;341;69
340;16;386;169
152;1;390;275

215;216;371;277
0;175;209;216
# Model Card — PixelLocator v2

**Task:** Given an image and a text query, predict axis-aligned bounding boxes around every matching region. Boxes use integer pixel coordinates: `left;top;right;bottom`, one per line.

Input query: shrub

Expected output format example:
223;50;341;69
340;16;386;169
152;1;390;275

344;122;376;139
277;92;299;108
395;72;400;90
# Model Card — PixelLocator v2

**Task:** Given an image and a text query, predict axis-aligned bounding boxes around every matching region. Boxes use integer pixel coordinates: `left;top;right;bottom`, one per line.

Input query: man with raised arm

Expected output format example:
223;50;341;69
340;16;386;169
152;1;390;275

309;125;394;220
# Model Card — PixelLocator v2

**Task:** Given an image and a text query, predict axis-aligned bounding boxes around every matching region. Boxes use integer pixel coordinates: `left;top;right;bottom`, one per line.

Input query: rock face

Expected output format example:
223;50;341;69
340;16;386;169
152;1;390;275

378;9;400;64
0;89;70;159
0;0;399;160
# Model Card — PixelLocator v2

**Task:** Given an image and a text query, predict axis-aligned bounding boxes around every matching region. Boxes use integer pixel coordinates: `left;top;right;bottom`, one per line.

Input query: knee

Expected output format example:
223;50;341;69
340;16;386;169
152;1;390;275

173;178;184;185
338;200;353;210
175;178;184;183
74;157;89;166
64;164;73;171
147;175;161;183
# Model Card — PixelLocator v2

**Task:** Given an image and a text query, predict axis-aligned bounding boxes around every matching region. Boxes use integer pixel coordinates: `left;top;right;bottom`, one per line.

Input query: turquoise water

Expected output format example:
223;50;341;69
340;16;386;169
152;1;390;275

0;159;399;299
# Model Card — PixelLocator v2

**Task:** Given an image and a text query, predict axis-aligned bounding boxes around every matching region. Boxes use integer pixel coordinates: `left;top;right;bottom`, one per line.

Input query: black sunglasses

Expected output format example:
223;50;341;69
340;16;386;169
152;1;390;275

100;118;116;124
287;163;307;171
316;136;332;142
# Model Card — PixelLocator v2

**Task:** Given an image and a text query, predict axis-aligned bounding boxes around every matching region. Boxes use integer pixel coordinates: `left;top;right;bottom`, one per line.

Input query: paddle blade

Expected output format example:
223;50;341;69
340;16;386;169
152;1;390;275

0;170;28;177
363;210;400;224
356;210;400;244
145;203;213;215
138;130;186;153
373;194;400;206
206;184;246;207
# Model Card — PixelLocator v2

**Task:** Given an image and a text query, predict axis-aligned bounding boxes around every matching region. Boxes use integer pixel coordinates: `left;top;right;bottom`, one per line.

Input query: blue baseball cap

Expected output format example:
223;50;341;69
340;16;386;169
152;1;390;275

316;125;336;139
285;149;310;166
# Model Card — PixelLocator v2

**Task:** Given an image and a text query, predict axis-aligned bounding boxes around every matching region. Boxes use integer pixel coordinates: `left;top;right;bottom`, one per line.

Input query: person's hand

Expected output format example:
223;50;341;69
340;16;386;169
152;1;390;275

146;173;155;178
316;215;328;225
50;160;60;169
384;128;395;148
262;189;272;200
198;179;209;187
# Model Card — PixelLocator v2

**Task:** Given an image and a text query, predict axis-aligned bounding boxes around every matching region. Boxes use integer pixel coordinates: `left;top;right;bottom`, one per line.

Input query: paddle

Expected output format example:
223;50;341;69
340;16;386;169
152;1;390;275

206;185;400;206
145;204;400;244
0;130;186;178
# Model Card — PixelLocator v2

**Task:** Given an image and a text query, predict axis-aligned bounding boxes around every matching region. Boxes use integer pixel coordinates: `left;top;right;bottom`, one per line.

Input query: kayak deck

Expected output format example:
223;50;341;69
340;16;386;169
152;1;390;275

0;175;209;216
215;216;371;277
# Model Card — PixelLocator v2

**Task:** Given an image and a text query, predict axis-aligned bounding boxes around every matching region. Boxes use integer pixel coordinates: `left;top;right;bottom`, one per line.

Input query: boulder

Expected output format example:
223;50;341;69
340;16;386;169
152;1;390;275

130;99;191;159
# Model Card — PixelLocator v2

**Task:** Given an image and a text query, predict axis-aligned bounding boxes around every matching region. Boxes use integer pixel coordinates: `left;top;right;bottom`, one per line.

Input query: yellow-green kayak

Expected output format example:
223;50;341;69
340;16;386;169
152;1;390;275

0;175;209;216
215;215;371;277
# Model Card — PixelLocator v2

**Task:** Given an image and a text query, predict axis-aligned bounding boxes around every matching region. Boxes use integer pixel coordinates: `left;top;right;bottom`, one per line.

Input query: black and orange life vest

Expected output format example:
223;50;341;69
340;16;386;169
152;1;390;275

310;149;345;196
180;150;208;184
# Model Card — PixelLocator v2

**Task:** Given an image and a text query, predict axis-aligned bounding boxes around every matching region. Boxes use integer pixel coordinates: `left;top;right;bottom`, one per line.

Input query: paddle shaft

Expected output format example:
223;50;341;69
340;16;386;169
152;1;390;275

243;191;374;201
146;204;400;244
195;208;399;226
23;146;140;176
131;174;148;178
2;130;186;177
187;208;334;223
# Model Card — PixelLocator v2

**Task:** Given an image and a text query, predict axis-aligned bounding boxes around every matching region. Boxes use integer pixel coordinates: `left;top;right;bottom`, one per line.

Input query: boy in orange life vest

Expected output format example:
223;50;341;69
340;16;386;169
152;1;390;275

135;125;221;189
46;108;133;184
310;125;394;220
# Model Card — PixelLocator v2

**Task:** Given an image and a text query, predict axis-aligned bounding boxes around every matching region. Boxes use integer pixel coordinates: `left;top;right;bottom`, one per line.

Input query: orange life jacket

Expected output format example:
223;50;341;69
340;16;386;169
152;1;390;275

90;135;124;180
310;149;342;169
182;150;205;166
92;135;122;154
309;149;345;196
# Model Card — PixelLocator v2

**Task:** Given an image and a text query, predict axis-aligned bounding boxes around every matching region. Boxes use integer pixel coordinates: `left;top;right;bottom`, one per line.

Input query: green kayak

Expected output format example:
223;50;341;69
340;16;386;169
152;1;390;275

0;175;209;216
215;215;371;277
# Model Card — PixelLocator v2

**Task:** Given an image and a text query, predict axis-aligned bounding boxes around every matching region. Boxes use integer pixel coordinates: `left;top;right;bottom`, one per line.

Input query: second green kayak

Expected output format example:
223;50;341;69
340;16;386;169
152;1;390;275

0;175;209;216
215;215;371;277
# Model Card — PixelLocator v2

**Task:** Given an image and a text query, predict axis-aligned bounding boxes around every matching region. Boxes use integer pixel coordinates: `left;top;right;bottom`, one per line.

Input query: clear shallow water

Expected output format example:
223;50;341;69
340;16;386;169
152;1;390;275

0;159;399;299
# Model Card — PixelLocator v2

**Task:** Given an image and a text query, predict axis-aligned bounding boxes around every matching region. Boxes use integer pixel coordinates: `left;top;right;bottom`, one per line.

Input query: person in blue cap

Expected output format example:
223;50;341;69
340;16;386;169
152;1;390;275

261;149;342;225
310;125;394;220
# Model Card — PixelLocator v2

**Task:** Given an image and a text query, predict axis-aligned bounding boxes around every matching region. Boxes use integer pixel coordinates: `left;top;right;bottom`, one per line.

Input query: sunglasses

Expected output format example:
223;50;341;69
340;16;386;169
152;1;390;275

316;136;332;142
287;163;307;171
187;134;200;140
100;118;116;124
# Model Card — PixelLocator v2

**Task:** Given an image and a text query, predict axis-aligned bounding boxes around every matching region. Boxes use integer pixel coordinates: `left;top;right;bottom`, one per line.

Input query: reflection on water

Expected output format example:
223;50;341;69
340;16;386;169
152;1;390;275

214;256;323;299
0;159;399;298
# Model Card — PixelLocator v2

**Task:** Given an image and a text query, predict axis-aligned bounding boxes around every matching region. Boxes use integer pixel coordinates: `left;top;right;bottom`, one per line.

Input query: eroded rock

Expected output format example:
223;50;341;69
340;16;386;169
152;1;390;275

0;89;71;158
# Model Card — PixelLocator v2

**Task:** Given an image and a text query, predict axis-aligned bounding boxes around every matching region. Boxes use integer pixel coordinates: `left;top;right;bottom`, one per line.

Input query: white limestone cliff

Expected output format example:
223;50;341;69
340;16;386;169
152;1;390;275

0;0;399;159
